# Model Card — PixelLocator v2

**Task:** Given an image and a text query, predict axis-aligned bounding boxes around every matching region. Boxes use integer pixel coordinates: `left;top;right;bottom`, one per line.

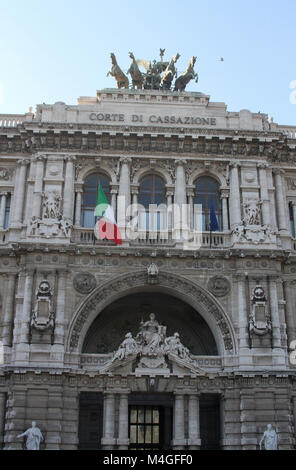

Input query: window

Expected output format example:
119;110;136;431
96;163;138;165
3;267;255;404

4;194;11;230
129;406;161;450
289;202;295;238
138;175;166;231
194;176;222;231
81;173;110;228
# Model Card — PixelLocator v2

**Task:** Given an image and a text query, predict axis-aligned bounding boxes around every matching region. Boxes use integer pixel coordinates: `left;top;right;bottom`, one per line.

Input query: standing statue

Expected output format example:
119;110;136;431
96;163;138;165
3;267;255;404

259;424;278;450
17;421;44;450
127;52;144;89
160;53;180;90
107;52;129;89
174;56;198;92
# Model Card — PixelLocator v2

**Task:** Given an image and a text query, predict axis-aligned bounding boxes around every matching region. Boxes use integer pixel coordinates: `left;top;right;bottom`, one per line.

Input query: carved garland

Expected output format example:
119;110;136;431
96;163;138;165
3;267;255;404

69;272;234;353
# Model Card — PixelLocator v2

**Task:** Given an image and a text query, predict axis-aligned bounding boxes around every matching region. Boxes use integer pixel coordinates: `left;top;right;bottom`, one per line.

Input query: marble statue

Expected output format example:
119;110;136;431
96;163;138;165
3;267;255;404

112;333;138;361
17;421;43;450
243;199;261;226
259;424;278;450
136;313;166;356
43;191;61;219
164;332;191;360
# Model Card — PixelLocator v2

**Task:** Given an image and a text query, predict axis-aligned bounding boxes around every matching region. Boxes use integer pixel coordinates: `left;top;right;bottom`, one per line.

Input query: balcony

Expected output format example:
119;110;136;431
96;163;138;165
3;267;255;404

71;227;231;249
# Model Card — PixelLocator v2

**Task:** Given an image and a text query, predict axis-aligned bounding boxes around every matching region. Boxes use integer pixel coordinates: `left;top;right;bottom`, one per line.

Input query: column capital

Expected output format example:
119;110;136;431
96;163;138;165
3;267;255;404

220;190;229;199
229;161;241;169
17;158;30;166
0;191;8;197
120;156;132;165
35;154;48;162
175;158;187;166
273;168;285;176
64;154;76;163
257;162;269;169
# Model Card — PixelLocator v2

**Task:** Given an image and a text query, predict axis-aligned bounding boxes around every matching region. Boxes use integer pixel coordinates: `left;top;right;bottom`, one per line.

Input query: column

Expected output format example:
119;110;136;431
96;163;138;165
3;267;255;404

63;155;76;221
187;189;194;231
221;191;229;231
172;393;186;449
117;157;131;239
0;392;6;449
12;159;29;225
237;275;250;352
258;163;271;226
111;190;118;219
292;202;296;237
174;159;187;239
101;392;116;449
117;392;130;450
0;193;7;229
283;280;296;349
32;155;46;219
187;394;201;449
1;273;17;347
269;276;282;349
54;270;68;351
292;395;296;449
74;188;83;226
166;190;174;232
16;270;34;361
274;169;289;232
229;162;241;229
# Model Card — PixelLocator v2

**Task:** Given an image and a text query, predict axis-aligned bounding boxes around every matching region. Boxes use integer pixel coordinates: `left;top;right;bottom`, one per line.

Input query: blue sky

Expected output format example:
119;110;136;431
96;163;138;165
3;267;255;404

1;0;295;125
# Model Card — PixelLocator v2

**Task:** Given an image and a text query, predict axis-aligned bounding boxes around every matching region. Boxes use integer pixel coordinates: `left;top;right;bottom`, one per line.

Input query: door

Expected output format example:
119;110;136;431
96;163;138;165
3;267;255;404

200;394;221;450
128;394;173;450
78;392;103;450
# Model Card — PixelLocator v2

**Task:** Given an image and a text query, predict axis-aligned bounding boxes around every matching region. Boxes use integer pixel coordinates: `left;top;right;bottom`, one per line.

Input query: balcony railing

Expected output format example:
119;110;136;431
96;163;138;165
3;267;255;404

71;227;231;248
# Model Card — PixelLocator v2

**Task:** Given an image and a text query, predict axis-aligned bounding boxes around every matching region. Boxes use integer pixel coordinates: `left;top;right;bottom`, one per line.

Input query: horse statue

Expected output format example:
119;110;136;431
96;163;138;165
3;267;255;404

174;56;198;92
160;53;180;90
107;52;129;89
127;52;144;89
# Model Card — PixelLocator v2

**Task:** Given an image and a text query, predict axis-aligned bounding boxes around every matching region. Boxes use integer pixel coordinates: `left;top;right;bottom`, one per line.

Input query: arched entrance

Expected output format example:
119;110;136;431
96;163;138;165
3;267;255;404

69;271;235;450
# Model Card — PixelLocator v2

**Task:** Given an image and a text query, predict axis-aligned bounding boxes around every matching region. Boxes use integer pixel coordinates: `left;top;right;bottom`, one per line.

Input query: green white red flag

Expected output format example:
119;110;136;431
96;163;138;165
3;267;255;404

94;184;122;245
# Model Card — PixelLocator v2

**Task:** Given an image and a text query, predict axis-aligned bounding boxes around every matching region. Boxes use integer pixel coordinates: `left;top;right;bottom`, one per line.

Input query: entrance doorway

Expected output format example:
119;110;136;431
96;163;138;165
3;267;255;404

129;394;173;450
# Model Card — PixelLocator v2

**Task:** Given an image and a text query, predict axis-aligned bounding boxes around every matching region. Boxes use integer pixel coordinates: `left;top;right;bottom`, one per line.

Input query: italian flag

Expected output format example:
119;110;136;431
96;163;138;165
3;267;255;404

94;184;122;245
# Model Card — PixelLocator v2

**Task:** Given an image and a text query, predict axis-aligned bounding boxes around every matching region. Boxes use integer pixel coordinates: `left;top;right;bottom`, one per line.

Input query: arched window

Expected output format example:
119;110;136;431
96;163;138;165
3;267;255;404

138;175;166;230
194;176;222;231
81;173;111;228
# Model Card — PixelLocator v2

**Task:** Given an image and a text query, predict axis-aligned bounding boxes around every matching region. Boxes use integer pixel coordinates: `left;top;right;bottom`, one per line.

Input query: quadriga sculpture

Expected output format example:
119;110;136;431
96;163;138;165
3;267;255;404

174;56;198;92
107;52;129;89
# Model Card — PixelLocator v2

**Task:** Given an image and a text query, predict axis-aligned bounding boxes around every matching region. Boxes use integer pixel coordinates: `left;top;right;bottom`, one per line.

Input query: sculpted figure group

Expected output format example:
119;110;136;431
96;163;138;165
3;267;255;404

107;49;198;92
111;314;194;366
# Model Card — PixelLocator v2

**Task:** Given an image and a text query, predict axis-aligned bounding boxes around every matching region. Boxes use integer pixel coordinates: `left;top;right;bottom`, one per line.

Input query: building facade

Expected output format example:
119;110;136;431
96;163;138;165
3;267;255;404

0;86;296;450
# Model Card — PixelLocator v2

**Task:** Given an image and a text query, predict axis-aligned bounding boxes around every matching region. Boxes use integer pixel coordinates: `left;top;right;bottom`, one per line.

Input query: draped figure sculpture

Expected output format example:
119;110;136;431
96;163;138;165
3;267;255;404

17;421;44;450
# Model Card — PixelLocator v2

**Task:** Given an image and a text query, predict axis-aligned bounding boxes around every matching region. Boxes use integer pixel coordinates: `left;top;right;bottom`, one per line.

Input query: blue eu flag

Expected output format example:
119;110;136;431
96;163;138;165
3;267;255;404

210;206;219;232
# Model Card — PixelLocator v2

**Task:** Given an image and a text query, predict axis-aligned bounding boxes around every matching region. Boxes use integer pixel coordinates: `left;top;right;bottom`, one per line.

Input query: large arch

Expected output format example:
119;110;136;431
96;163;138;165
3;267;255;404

67;270;237;355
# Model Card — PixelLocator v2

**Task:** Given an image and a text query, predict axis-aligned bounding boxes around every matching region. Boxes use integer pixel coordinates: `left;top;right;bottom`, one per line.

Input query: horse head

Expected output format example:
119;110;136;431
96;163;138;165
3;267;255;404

128;52;135;61
110;52;116;64
173;53;181;63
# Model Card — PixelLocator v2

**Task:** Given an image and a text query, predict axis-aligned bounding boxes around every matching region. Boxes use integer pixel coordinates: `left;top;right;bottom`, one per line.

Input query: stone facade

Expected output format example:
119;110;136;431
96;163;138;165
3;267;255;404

0;88;296;449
